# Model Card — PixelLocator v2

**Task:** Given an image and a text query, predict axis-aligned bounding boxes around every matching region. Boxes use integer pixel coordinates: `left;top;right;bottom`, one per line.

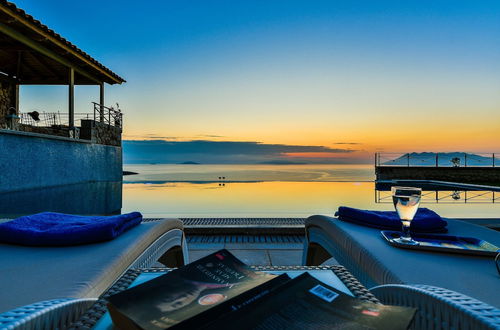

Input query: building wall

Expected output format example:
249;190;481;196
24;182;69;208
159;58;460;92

0;129;122;193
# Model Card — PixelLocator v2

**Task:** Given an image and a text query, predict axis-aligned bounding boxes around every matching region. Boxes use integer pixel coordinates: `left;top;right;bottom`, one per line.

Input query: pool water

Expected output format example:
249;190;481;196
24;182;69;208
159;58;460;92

121;180;500;219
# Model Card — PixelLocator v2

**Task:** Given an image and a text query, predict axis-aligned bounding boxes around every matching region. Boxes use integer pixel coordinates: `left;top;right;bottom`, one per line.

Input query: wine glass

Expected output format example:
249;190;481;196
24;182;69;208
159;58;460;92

391;186;422;244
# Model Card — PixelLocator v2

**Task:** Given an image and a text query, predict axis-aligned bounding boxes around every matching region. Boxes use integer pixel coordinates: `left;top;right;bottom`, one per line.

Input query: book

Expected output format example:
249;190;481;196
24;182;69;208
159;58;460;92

107;249;290;329
107;250;416;330
203;272;416;330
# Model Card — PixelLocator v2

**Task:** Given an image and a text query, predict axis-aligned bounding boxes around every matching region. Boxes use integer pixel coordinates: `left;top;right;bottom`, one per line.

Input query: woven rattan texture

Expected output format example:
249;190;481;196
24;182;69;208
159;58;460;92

143;218;306;226
69;266;378;329
187;235;305;244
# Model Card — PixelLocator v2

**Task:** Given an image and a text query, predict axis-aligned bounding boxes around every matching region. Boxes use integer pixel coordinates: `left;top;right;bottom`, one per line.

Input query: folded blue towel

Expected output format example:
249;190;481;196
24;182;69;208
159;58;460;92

335;206;448;233
0;212;143;246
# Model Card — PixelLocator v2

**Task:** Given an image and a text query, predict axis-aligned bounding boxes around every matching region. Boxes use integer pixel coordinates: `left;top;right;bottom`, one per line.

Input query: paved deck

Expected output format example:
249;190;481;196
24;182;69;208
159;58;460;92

185;234;338;266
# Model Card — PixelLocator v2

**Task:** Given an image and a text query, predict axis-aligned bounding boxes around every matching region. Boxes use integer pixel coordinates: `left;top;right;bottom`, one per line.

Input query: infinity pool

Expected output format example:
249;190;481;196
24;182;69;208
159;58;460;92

1;164;499;219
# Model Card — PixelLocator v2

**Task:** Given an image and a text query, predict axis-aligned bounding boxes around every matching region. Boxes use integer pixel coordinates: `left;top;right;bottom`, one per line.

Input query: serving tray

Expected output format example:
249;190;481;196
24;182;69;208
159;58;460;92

381;230;500;256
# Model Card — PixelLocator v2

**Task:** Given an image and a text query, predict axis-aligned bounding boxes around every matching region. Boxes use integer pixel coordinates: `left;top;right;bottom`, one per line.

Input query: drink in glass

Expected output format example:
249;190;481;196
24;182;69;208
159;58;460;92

391;186;422;244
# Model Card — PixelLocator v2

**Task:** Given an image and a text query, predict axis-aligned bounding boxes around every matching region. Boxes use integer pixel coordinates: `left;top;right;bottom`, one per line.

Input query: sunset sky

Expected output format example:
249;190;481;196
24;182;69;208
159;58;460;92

15;0;500;163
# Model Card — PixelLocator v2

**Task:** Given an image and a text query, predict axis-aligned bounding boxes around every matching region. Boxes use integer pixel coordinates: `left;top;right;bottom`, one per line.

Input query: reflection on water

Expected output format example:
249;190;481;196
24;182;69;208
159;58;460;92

0;181;122;218
121;181;500;218
2;164;500;219
375;181;500;204
123;164;375;183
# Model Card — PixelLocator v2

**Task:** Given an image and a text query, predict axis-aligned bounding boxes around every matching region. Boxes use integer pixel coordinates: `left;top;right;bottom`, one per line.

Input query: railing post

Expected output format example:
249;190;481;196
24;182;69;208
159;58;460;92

407;153;410;167
493;153;495;167
464;153;467;167
436;153;438;167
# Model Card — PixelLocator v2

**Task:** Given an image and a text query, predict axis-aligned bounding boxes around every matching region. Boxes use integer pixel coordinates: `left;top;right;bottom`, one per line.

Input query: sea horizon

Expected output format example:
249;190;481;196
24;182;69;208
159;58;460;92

122;164;376;183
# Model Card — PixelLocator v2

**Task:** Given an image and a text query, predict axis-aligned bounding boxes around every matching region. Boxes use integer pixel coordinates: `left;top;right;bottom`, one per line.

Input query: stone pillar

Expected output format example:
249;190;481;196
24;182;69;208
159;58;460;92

0;81;17;129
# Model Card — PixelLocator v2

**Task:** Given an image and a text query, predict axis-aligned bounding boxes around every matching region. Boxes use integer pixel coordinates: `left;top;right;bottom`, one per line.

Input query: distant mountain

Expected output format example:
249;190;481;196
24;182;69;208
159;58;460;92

258;160;308;165
178;161;201;165
383;152;494;167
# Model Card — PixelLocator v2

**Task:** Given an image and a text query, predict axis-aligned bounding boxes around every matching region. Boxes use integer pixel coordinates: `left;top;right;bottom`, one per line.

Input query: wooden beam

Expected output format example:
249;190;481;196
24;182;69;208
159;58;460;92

69;67;74;128
0;6;123;84
0;21;101;84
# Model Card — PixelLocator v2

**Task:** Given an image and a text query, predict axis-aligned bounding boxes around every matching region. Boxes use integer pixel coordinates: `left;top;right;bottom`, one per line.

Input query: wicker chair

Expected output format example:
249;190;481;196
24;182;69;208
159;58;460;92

303;214;500;329
0;218;188;330
371;284;500;330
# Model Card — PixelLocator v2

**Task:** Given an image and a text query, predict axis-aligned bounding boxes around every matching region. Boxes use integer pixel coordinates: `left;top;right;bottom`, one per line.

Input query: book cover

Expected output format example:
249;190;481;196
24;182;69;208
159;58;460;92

203;272;416;330
107;249;288;330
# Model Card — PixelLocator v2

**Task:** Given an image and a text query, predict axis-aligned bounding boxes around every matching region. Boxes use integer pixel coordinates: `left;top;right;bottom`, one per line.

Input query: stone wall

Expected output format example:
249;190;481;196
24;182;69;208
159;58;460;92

0;81;16;129
376;166;500;184
17;124;69;137
0;129;122;193
80;119;121;146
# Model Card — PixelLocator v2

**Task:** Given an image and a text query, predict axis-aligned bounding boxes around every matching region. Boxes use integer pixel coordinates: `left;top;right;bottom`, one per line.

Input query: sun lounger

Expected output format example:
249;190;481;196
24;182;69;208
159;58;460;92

303;215;500;329
371;284;500;329
0;218;188;329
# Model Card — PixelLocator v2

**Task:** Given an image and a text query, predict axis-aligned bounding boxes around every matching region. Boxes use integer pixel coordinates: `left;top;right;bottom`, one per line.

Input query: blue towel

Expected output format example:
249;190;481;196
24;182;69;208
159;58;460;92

0;212;143;246
335;206;448;233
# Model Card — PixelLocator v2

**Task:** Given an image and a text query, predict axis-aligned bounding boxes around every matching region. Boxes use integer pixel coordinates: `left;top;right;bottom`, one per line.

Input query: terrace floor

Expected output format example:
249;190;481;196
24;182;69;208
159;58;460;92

169;217;500;267
185;234;338;266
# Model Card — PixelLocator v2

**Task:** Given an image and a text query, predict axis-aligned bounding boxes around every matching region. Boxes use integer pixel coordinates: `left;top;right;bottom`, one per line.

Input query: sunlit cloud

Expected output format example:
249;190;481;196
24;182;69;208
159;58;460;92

332;142;362;145
283;152;356;158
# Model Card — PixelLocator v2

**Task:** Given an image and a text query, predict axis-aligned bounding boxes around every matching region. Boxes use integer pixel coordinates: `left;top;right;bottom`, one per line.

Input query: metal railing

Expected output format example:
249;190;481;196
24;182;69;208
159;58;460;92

18;102;123;129
19;111;93;127
376;189;499;204
375;152;499;168
92;102;122;128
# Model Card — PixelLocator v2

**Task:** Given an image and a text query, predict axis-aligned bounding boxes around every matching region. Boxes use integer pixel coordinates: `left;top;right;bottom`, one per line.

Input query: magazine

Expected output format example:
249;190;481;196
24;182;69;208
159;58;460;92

107;249;290;329
107;250;416;330
203;272;416;330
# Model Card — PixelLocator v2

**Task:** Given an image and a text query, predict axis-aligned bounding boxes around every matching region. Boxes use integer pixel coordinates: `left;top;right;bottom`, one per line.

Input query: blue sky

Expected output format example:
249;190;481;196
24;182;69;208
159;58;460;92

14;0;500;163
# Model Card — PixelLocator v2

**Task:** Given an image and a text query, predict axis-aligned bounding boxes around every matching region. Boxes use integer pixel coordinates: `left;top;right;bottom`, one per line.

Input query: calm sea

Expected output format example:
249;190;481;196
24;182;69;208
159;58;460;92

1;164;498;218
121;164;500;219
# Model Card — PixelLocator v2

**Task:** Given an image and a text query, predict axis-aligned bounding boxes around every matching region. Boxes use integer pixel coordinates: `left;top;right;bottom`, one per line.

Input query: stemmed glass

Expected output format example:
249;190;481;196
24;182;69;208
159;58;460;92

391;186;422;244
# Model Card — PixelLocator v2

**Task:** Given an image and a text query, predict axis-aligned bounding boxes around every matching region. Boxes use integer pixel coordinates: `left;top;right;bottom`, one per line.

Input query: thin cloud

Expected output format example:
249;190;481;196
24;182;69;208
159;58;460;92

123;140;357;164
332;142;362;145
196;134;225;138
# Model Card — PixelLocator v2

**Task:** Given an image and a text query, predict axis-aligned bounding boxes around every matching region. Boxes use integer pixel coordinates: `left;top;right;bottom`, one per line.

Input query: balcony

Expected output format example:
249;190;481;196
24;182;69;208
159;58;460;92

4;102;122;146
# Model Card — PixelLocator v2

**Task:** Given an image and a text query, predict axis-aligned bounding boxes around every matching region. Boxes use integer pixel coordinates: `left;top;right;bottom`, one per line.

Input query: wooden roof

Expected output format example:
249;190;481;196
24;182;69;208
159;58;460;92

0;0;125;85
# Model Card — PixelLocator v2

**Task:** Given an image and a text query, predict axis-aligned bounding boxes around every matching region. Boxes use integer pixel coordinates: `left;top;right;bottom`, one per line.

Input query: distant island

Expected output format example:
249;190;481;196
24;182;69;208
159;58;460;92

384;152;494;167
258;160;308;165
178;161;201;165
123;171;138;176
